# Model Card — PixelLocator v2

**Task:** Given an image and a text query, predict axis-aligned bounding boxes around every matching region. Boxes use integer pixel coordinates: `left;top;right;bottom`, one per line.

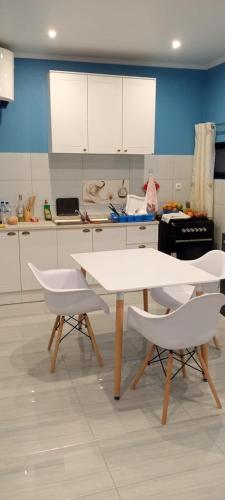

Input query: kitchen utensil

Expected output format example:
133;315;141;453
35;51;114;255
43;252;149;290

108;203;120;216
56;198;79;216
118;180;128;198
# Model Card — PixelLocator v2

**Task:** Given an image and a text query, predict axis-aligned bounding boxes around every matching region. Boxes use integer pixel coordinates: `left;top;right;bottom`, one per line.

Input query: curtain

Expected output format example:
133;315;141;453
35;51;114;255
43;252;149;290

190;122;216;218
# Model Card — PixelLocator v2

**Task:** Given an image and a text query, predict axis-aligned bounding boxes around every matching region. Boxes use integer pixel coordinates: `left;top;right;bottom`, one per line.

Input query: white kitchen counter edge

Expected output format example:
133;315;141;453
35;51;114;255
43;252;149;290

0;220;159;231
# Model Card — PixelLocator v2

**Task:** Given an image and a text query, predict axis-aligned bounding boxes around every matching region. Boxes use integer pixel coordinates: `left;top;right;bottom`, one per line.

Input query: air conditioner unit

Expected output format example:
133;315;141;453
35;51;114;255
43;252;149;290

0;48;14;108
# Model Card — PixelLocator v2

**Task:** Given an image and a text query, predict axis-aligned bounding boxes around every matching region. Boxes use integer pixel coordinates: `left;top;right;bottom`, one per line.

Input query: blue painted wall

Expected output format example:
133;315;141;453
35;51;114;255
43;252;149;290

0;58;205;154
204;62;225;142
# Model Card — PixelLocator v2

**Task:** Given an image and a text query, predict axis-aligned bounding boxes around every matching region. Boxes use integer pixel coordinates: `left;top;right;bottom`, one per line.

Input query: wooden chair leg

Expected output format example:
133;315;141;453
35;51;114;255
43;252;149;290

77;314;84;330
201;343;208;381
130;344;155;389
161;352;173;425
213;335;220;350
179;349;187;378
48;315;60;351
197;348;222;409
85;314;104;367
50;316;64;373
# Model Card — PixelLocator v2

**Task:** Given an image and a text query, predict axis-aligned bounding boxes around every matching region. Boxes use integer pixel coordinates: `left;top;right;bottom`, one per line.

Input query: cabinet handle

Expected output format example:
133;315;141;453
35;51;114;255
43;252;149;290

138;244;146;248
7;231;16;236
82;228;90;233
139;226;146;230
83;148;87;152
124;149;128;152
117;149;121;152
95;228;103;232
22;231;30;235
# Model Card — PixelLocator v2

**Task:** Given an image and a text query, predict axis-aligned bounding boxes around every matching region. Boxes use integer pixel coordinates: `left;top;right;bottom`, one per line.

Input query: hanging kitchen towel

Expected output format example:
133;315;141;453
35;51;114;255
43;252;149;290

145;175;158;212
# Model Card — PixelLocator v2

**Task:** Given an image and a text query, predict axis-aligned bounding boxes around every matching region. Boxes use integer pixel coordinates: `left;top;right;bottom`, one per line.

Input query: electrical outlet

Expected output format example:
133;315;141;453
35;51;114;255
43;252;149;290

175;182;182;190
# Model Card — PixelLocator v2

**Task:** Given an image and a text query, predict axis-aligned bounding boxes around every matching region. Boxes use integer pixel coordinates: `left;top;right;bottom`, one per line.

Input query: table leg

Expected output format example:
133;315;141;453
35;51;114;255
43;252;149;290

78;267;87;327
143;289;148;312
114;292;124;400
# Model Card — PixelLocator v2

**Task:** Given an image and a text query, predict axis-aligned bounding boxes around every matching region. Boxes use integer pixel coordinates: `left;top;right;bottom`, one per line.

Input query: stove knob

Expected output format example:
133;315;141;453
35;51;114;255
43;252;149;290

181;228;186;233
203;227;207;232
190;228;194;232
186;228;190;232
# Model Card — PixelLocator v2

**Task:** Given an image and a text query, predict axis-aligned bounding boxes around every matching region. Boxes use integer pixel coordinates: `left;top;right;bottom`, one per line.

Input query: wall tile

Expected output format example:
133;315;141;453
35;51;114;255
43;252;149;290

31;154;50;180
172;179;191;205
49;153;82;180
173;155;193;179
129;156;145;180
154;155;174;180
213;203;225;248
83;154;130;180
129;179;145;197
52;180;82;201
214;179;225;206
157;179;173;207
31;179;53;206
0;180;32;206
0;153;31;180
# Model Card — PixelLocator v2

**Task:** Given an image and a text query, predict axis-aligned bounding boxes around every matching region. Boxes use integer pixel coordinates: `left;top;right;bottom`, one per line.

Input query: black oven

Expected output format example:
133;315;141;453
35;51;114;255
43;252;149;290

158;219;214;260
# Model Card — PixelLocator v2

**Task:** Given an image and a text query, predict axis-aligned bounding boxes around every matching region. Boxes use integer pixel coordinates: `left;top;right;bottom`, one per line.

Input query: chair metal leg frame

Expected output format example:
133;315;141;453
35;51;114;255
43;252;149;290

48;313;104;371
131;346;222;424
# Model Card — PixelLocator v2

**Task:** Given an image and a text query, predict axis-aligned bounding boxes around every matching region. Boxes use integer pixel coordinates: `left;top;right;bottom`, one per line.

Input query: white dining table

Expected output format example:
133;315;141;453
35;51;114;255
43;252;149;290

71;248;217;399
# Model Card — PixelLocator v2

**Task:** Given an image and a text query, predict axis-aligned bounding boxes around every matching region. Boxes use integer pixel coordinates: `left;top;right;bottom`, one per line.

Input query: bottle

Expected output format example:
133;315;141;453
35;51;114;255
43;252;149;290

0;201;7;224
44;200;52;221
5;201;11;222
16;195;24;222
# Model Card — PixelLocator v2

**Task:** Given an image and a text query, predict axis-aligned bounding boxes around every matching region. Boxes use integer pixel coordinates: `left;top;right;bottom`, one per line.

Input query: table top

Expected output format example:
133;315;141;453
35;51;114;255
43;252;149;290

71;248;218;293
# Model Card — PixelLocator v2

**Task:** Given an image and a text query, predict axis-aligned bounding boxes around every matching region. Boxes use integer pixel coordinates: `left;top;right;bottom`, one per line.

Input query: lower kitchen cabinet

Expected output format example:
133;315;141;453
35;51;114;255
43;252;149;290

0;230;21;293
19;229;58;290
57;228;92;268
126;224;158;245
92;226;126;251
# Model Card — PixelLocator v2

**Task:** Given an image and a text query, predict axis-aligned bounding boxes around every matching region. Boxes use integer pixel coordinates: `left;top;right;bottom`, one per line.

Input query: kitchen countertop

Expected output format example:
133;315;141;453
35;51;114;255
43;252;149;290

0;220;159;232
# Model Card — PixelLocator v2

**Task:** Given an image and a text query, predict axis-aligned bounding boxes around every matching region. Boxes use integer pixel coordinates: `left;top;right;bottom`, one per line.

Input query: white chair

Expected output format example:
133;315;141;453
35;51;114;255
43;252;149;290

128;293;225;425
28;263;109;372
151;250;225;348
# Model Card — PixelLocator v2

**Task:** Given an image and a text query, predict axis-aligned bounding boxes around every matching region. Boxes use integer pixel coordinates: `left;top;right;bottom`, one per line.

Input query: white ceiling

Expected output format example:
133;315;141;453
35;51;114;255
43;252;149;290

1;0;225;68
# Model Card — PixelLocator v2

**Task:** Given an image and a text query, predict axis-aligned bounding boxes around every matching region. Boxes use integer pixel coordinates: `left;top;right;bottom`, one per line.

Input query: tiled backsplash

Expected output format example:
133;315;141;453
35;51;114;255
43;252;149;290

0;153;193;219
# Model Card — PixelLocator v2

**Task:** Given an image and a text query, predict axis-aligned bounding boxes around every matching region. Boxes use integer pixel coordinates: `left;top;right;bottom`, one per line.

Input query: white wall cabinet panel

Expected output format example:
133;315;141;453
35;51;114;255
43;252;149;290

19;230;57;290
88;75;122;154
123;77;156;154
93;227;126;251
0;231;21;293
50;72;88;153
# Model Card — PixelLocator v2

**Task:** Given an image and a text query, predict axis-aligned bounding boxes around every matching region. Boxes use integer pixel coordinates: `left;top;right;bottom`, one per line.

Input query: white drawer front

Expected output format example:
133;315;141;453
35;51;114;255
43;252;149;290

93;227;126;251
126;243;158;250
126;224;158;244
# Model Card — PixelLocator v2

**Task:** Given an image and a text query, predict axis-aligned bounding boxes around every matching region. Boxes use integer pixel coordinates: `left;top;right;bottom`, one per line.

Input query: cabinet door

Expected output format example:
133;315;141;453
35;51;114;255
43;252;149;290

88;75;122;153
49;71;88;153
93;227;126;251
123;77;156;154
19;230;58;290
0;231;21;292
126;224;158;245
57;228;92;268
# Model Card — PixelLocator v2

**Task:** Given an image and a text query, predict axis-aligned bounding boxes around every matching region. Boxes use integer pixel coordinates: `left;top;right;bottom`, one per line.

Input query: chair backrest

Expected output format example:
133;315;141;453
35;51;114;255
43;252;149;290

190;250;225;279
127;293;225;350
28;263;109;315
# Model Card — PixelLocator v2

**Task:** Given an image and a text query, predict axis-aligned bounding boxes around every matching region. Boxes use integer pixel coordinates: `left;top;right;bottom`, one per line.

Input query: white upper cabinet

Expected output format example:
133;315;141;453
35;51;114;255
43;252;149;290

49;71;156;154
123;77;156;154
49;71;88;153
88;75;123;154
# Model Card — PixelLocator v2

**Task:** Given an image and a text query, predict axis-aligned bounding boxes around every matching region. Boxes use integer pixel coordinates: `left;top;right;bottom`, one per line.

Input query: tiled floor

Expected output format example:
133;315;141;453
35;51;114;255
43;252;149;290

1;292;225;499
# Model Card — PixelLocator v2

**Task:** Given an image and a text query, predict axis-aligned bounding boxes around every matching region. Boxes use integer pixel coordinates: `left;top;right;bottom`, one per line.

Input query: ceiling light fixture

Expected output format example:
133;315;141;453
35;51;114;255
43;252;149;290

48;29;57;39
172;40;181;49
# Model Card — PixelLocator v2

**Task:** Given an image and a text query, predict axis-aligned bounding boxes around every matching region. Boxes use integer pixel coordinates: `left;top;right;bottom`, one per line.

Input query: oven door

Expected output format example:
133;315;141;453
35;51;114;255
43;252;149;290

174;238;214;260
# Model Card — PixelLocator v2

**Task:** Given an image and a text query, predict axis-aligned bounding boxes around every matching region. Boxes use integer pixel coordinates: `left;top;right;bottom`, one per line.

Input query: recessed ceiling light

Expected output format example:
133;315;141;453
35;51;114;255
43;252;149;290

48;29;57;39
172;40;181;49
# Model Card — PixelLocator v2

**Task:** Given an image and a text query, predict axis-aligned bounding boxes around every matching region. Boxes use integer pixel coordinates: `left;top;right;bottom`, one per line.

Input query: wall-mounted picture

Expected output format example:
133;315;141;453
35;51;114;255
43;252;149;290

83;179;129;204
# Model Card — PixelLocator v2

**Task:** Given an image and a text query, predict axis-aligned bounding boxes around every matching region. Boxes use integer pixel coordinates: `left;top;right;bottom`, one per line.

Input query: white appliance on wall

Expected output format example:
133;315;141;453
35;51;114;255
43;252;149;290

0;47;14;107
